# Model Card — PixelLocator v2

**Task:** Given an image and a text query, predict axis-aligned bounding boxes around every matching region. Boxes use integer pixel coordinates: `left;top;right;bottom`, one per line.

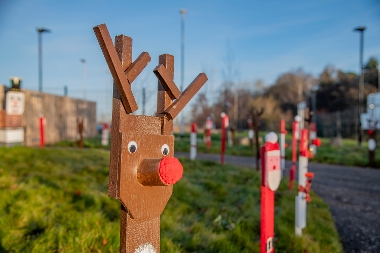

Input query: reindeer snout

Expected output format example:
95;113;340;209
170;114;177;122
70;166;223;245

138;157;183;186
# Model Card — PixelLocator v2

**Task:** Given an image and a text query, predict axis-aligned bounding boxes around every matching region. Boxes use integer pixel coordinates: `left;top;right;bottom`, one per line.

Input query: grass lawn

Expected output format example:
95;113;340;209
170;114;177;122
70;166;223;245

0;147;342;252
59;131;379;168
172;131;380;168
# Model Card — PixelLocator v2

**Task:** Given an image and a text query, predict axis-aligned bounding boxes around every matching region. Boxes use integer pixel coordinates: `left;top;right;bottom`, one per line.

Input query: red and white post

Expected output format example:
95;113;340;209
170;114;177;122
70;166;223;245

101;123;110;146
261;132;281;253
309;122;317;157
289;116;300;190
220;112;229;164
280;119;287;176
205;116;213;148
295;129;314;236
190;123;197;160
39;114;46;148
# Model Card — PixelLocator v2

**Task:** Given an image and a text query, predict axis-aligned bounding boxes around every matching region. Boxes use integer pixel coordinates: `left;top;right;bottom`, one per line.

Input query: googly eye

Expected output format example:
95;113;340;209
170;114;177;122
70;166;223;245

128;141;137;153
161;144;170;156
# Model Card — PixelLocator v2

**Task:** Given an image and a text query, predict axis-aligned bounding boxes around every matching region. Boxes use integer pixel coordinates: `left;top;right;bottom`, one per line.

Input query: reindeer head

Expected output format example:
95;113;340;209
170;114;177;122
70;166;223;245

94;24;207;221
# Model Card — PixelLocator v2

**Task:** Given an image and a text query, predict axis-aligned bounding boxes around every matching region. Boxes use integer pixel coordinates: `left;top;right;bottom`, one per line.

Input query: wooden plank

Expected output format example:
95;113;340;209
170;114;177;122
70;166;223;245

108;33;133;198
165;73;208;120
156;54;174;135
125;52;151;84
93;24;138;113
153;64;181;100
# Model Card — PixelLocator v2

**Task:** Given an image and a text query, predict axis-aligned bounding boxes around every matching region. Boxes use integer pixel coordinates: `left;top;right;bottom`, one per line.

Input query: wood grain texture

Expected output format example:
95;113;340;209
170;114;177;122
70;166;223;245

108;33;133;199
93;24;138;113
121;204;160;253
119;125;174;220
125;52;151;83
153;64;181;100
156;54;174;135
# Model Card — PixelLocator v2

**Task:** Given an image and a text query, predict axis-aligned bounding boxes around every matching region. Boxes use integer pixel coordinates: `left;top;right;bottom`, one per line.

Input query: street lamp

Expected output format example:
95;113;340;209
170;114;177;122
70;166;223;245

37;27;51;92
311;84;319;124
180;8;187;138
354;26;366;146
81;59;87;99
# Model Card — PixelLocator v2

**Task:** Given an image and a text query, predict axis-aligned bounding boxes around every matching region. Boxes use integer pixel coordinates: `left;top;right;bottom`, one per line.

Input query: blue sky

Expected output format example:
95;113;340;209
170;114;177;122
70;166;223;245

0;0;379;121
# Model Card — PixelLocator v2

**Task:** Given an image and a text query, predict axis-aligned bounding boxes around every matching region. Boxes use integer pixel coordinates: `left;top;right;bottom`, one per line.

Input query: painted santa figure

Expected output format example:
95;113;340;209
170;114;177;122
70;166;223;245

261;132;281;253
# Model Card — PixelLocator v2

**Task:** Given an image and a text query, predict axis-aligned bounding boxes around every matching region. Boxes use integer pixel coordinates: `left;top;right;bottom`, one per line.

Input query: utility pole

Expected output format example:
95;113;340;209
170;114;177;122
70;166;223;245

354;26;366;146
179;8;187;137
37;27;51;92
81;59;87;99
142;86;146;115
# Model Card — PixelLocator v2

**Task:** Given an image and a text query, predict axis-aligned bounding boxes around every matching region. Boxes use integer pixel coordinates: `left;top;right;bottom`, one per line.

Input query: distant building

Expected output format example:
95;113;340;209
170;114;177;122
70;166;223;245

0;84;97;146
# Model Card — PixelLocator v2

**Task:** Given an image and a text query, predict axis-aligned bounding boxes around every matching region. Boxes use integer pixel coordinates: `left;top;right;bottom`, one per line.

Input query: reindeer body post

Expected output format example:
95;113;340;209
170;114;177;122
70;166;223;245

94;24;207;253
77;117;84;149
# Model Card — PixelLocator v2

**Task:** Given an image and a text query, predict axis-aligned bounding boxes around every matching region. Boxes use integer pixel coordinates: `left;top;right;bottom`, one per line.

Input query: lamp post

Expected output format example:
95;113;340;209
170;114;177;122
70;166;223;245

81;59;87;99
37;27;51;92
179;8;187;138
311;84;319;124
354;26;366;146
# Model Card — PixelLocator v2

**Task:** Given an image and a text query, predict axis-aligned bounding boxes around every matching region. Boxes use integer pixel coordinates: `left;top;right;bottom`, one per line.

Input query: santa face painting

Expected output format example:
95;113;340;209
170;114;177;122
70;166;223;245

6;91;25;115
266;150;281;191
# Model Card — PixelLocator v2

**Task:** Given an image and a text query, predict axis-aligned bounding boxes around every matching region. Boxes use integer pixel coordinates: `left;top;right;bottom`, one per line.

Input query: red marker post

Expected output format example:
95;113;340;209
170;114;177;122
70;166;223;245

261;132;281;253
295;129;314;236
205;117;213;148
39;114;46;148
220;112;229;164
101;123;109;146
290;116;300;189
280;119;287;176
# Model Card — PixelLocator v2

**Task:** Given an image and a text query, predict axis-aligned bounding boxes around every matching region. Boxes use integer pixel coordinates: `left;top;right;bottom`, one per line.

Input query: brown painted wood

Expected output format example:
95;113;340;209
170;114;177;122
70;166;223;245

125;52;151;83
156;54;174;136
77;117;84;149
164;73;208;120
120;204;160;253
153;64;181;100
93;24;138;113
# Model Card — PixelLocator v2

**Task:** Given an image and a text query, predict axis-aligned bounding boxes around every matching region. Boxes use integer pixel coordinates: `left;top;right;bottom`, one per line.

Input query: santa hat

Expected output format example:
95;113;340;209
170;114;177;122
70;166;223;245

265;132;280;153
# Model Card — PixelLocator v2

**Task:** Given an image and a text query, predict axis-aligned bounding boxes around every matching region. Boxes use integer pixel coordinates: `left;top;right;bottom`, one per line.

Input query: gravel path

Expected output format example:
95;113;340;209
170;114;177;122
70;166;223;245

175;152;380;253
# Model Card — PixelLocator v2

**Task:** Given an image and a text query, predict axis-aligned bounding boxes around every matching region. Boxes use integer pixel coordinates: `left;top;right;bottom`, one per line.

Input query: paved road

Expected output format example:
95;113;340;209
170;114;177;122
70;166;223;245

175;152;380;253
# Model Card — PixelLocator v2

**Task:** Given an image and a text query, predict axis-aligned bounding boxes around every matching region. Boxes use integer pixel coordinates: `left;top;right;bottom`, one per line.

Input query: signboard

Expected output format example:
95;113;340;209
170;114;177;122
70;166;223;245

6;91;25;115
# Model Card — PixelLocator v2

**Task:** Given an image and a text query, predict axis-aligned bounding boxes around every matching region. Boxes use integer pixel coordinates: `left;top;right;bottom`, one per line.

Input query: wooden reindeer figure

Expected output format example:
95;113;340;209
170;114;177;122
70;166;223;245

93;24;207;253
77;117;84;149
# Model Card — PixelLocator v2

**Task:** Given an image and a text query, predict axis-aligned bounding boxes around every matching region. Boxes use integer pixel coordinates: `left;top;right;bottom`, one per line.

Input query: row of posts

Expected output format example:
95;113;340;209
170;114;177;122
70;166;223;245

188;111;321;252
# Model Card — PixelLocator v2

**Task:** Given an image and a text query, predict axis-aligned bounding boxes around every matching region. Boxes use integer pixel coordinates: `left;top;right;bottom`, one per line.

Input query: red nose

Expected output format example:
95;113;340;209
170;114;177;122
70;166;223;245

158;157;183;185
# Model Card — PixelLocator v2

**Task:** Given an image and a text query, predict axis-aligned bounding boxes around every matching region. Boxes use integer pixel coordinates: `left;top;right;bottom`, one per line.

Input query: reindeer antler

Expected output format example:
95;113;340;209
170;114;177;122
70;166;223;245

93;24;151;113
153;64;208;120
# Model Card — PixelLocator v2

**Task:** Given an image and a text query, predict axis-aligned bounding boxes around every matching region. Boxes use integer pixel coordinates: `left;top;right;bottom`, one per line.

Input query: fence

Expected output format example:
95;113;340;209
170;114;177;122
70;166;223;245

316;109;359;138
0;85;97;146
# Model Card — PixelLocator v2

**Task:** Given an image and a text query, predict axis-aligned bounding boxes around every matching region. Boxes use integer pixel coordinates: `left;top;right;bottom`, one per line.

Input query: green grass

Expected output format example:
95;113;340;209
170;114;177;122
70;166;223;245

54;136;109;149
0;147;342;252
296;138;376;167
173;131;380;168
